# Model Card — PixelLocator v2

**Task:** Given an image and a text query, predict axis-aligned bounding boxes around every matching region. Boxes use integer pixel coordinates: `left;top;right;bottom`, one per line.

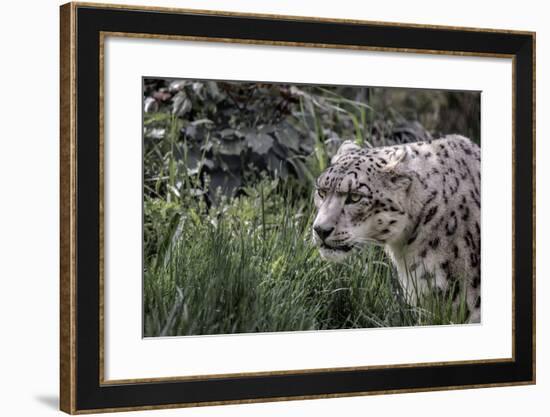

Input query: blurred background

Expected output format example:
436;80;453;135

143;79;480;206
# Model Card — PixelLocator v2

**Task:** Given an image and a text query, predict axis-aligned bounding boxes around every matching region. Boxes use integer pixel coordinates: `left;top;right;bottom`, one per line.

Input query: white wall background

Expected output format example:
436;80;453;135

0;0;546;415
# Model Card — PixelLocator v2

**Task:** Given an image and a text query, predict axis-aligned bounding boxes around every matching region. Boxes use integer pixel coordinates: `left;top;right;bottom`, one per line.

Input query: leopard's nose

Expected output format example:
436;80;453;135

314;225;334;242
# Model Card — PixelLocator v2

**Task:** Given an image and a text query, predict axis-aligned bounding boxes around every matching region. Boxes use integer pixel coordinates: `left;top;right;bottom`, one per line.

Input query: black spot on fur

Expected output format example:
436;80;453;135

425;190;438;205
447;280;461;302
470;190;481;208
446;212;457;236
461;206;470;221
470;252;479;268
465;230;475;250
429;237;440;249
465;230;477;249
423;206;438;225
407;218;421;245
453;245;459;258
475;296;481;308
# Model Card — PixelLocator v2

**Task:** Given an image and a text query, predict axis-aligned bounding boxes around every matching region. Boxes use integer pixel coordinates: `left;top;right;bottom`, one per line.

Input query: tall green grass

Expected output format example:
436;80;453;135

143;180;468;337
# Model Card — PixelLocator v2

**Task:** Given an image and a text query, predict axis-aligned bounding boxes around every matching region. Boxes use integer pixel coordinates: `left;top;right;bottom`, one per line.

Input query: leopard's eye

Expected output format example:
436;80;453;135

317;189;326;199
345;193;363;204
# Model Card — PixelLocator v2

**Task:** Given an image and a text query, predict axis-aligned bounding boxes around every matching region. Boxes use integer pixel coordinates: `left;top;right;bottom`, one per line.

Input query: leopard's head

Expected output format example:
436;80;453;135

312;141;413;262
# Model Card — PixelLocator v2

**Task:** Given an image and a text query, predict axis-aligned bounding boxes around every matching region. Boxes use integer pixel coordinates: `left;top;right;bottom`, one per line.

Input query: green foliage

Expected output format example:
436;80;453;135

144;176;469;336
144;80;325;202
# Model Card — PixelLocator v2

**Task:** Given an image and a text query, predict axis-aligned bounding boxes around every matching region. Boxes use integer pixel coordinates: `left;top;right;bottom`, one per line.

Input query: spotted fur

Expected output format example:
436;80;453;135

312;135;481;323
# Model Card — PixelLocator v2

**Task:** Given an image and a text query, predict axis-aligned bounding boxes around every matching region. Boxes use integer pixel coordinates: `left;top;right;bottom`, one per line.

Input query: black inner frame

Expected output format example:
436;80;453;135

74;5;534;411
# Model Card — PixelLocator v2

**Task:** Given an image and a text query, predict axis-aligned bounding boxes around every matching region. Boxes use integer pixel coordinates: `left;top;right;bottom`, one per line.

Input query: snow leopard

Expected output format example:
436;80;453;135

312;135;481;323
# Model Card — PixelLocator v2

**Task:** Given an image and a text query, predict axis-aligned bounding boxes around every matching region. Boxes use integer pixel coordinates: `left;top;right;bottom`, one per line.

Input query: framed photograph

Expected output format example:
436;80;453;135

60;2;535;414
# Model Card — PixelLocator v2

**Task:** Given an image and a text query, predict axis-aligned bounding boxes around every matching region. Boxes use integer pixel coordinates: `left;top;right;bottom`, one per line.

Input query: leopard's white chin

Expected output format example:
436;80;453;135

318;245;354;263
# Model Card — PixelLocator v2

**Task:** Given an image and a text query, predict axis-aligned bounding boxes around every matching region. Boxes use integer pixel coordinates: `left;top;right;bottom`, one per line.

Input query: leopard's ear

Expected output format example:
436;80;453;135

331;140;362;164
381;147;407;172
382;148;411;191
